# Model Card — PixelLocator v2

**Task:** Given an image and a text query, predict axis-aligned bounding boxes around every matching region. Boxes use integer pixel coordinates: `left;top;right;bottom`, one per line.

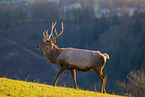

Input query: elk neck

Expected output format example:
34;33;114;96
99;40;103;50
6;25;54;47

44;45;63;64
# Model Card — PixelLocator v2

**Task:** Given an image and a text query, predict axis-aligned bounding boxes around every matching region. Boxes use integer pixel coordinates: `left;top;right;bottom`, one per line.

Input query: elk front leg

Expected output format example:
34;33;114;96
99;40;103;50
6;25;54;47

70;70;78;89
53;68;65;86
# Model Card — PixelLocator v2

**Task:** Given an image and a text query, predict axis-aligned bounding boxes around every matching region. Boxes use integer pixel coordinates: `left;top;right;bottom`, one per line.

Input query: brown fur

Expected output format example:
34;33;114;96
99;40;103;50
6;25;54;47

45;45;63;64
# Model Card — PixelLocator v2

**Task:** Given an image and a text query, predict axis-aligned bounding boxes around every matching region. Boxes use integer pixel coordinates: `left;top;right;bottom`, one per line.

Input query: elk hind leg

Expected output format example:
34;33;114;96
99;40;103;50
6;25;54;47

93;69;107;93
102;72;107;93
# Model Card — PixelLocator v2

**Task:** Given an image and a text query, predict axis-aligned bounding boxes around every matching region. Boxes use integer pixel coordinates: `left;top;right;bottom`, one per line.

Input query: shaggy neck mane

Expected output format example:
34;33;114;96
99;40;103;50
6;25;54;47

45;44;63;64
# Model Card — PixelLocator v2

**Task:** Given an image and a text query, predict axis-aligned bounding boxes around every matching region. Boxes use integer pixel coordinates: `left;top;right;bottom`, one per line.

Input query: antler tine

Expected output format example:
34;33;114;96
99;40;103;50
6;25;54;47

54;28;58;35
43;30;47;42
49;21;57;39
43;30;50;39
51;22;65;41
43;30;46;38
45;30;49;37
43;30;48;39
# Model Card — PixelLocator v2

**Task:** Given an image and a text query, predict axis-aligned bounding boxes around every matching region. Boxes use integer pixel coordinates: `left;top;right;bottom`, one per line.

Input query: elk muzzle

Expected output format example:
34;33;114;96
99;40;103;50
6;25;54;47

37;45;41;50
37;43;47;50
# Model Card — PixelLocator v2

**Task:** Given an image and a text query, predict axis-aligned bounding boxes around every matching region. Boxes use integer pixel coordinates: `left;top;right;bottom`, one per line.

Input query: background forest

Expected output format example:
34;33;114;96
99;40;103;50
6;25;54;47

0;0;145;96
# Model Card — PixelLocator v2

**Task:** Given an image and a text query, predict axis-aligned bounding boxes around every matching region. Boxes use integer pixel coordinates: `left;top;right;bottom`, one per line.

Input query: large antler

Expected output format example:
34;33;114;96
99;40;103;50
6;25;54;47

51;22;65;41
43;22;64;42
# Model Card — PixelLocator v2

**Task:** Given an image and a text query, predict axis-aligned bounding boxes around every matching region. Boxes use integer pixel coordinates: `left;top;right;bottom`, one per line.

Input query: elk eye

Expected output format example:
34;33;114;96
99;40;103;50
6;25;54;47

45;43;49;45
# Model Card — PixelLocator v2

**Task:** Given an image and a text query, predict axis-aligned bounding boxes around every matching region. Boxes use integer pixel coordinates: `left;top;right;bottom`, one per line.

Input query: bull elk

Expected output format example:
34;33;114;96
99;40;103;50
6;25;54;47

37;22;110;93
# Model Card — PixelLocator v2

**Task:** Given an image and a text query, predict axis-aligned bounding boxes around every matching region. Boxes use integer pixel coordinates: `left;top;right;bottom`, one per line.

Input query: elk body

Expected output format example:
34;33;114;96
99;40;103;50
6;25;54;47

37;22;110;93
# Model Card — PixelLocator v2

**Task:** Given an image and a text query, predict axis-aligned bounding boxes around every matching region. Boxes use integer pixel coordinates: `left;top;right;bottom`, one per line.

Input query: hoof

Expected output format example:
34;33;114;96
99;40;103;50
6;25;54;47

52;84;56;86
100;90;106;93
75;87;79;90
76;87;79;90
103;90;106;93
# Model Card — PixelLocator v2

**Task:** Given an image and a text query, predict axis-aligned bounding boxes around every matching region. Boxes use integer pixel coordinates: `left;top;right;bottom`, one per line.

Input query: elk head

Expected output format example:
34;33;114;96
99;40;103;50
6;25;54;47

37;22;65;51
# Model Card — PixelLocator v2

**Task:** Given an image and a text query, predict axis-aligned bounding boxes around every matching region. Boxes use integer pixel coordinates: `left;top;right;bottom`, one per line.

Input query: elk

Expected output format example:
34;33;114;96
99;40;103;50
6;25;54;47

37;22;110;93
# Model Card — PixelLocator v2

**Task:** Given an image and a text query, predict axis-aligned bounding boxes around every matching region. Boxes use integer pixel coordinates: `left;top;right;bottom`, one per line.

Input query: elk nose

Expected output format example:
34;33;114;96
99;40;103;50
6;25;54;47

37;46;40;50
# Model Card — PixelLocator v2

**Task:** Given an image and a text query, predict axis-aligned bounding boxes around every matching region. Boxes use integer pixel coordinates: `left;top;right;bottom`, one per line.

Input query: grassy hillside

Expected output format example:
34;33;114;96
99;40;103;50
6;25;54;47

0;78;124;97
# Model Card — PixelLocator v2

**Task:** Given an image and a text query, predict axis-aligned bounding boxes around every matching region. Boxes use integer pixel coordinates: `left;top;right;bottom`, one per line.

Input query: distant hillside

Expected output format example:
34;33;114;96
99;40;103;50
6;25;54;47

0;78;124;97
0;35;60;84
0;0;36;4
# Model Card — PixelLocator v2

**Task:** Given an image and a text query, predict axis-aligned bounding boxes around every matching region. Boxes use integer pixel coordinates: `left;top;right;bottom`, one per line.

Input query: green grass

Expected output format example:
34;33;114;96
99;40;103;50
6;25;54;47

0;78;124;97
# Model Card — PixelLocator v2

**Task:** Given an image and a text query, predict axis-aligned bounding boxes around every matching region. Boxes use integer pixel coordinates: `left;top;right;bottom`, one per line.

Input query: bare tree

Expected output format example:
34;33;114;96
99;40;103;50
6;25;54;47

119;70;145;97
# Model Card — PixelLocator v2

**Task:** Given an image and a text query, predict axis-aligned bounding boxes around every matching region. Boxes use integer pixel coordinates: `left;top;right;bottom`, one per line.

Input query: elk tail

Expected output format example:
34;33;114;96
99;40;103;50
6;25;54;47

103;53;110;59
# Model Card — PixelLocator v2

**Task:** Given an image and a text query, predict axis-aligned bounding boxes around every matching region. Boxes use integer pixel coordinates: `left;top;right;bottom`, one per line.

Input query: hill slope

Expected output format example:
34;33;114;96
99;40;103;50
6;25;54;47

0;78;124;97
